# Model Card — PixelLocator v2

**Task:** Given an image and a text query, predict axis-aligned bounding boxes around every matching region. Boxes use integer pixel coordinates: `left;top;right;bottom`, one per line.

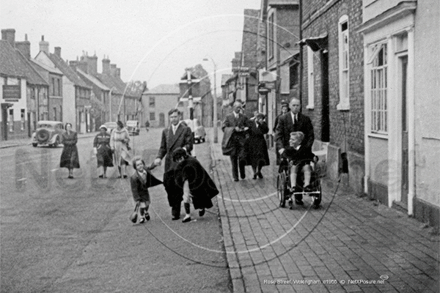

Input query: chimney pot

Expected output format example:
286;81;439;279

39;35;49;53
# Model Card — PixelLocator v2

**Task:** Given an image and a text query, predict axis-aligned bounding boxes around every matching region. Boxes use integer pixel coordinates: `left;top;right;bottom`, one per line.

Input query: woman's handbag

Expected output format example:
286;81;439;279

130;202;140;223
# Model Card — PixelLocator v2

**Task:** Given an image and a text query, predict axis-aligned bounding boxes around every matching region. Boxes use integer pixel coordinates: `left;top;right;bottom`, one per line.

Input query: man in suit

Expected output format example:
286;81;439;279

275;97;314;205
221;100;249;181
154;109;193;220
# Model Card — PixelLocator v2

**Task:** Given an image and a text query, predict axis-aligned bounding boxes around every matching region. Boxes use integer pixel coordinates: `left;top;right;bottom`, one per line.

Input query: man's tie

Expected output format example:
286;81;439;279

294;114;298;125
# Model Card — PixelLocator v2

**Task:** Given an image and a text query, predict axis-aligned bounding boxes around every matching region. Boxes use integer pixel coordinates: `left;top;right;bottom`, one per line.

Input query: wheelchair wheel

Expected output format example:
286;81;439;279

277;172;286;207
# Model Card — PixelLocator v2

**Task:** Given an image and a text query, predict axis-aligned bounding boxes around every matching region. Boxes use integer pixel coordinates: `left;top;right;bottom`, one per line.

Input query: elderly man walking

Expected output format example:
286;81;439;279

154;108;193;220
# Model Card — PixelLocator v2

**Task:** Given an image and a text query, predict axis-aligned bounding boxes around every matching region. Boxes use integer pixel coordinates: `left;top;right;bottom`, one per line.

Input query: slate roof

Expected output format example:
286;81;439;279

47;53;90;89
0;40;48;85
30;59;63;75
76;68;109;91
145;84;179;94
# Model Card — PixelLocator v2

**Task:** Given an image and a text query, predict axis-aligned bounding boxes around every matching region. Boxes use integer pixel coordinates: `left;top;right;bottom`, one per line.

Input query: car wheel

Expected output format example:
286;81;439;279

32;143;38;147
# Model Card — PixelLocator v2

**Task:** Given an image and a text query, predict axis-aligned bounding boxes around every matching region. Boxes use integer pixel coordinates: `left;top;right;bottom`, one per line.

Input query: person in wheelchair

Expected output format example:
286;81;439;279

283;131;315;194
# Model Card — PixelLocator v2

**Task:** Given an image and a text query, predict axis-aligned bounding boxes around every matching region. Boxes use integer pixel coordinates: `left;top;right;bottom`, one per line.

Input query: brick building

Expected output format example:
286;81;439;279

300;0;365;194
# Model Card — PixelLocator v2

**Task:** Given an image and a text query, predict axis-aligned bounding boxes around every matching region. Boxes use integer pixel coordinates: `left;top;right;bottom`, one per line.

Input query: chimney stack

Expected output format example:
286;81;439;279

69;60;78;71
39;35;49;53
102;55;111;74
15;33;31;59
116;68;121;78
1;29;16;48
54;46;61;57
110;64;117;77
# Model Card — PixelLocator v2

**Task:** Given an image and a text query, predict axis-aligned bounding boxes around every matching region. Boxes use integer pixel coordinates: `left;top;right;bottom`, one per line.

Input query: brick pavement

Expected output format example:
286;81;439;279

209;130;439;293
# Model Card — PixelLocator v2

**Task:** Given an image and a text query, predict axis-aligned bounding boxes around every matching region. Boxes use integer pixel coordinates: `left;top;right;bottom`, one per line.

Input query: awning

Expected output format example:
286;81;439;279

298;33;328;52
280;49;300;66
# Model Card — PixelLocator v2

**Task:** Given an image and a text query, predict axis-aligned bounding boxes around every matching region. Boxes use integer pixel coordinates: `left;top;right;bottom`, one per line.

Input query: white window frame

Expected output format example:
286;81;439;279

369;42;388;134
306;46;315;109
268;12;275;60
337;15;350;110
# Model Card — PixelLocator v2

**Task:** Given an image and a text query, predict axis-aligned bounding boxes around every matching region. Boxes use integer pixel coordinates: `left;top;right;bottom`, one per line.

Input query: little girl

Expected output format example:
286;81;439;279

130;157;162;223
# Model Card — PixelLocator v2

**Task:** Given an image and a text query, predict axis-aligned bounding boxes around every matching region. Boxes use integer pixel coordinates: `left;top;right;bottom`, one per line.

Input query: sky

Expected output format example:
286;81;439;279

0;0;261;90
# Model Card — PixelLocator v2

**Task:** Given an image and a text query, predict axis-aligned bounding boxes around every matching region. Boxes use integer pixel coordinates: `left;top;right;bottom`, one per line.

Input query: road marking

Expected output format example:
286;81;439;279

17;178;26;181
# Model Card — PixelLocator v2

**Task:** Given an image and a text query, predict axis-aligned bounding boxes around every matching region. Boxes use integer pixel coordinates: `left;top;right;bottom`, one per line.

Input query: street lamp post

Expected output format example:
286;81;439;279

203;57;218;143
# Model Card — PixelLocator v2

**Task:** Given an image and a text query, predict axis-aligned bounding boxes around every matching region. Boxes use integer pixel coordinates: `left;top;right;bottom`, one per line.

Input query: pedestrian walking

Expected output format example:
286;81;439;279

60;123;80;179
246;113;269;179
221;100;249;181
111;121;131;178
129;157;162;224
93;125;114;178
154;109;193;220
172;148;219;223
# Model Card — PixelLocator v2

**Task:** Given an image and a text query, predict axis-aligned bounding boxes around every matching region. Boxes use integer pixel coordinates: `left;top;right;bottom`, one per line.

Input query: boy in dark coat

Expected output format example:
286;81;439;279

130;157;162;223
172;148;219;223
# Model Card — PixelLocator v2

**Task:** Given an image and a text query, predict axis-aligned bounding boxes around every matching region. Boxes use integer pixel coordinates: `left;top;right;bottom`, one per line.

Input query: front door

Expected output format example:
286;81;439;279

401;56;409;205
321;50;330;142
159;113;165;128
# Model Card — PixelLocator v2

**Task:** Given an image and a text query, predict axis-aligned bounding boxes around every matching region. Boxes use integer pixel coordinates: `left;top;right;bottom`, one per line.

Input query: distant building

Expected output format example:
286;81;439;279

31;36;64;123
141;84;180;128
37;45;92;133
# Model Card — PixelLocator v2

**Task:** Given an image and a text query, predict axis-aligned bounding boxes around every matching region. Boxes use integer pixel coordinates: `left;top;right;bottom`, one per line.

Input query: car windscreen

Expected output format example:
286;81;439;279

37;124;53;129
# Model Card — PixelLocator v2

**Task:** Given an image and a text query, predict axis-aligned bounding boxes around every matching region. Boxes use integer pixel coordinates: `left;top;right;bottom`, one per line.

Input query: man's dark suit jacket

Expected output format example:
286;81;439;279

221;112;249;157
275;112;314;152
157;123;193;172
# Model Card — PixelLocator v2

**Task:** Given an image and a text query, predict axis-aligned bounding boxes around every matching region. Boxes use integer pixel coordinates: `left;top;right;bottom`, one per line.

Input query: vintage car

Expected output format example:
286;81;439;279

184;118;206;144
31;121;64;147
103;122;118;134
126;120;140;136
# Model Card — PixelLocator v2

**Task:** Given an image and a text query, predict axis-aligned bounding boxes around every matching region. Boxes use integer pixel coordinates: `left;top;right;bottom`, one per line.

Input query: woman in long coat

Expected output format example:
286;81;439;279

60;123;80;178
111;121;131;178
93;125;113;178
172;148;219;223
246;113;270;179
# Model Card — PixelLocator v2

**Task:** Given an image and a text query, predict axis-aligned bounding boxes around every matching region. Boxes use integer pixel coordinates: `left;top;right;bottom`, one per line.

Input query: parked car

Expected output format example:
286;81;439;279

184;118;206;144
103;122;118;134
31;121;64;148
126;120;140;136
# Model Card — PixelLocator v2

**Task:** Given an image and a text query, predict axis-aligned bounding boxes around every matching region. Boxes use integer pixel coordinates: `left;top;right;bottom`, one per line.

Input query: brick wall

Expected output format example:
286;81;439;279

301;0;364;154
